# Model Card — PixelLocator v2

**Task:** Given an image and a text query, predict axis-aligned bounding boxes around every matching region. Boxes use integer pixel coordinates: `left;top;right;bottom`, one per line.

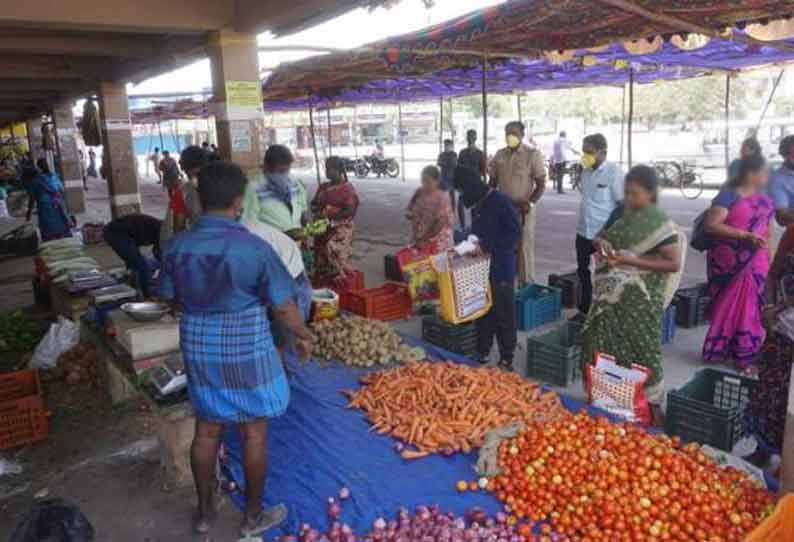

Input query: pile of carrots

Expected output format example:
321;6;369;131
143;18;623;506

344;361;567;459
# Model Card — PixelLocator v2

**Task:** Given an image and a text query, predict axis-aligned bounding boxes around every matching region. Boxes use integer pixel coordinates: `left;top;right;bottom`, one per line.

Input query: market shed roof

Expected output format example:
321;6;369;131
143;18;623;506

0;0;379;123
261;0;794;109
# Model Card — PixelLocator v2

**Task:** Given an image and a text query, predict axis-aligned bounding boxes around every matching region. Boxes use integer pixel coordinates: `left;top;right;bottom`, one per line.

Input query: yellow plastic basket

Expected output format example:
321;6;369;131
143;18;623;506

434;253;492;325
745;494;794;542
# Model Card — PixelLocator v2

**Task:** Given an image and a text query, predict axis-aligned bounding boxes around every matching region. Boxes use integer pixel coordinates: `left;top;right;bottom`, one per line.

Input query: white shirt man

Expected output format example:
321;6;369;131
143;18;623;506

574;133;624;319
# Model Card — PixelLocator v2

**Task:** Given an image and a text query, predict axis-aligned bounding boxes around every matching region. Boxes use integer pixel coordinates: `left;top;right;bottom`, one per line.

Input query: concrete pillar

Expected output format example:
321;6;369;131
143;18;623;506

53;102;85;214
207;29;266;173
26;118;43;161
98;80;140;218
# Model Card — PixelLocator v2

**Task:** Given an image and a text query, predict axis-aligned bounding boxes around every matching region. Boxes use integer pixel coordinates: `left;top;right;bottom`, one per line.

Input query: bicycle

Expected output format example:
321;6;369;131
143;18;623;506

653;160;704;200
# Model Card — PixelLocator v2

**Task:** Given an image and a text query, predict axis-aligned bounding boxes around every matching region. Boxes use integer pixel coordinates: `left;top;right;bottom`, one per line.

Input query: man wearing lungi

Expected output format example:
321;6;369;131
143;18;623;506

159;161;313;537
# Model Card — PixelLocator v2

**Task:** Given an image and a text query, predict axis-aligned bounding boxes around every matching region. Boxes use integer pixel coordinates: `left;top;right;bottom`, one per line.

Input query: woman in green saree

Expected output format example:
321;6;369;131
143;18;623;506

582;165;684;425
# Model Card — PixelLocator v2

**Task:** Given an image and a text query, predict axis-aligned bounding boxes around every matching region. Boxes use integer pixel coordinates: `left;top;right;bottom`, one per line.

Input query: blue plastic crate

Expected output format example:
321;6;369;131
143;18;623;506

515;285;562;331
661;304;677;346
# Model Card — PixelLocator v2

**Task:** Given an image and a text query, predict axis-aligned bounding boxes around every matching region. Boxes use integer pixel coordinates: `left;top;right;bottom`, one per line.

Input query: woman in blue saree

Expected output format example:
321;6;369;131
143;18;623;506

25;159;71;241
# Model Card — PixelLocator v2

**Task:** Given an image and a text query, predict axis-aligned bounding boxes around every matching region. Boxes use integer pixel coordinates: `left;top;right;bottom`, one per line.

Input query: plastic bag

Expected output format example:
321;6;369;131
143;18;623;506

402;256;440;304
586;353;652;426
30;317;80;369
10;499;94;542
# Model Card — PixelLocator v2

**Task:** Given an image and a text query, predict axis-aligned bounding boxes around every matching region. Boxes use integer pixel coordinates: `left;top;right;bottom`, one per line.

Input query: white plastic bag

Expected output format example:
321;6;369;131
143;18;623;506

29;317;80;369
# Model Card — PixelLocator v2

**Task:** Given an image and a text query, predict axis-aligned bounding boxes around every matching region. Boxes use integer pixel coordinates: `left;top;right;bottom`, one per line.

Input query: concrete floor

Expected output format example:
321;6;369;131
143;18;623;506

0;172;725;541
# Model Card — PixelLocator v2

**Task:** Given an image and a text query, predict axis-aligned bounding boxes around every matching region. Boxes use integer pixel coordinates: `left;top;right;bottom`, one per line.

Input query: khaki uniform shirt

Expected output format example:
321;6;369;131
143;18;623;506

489;144;547;204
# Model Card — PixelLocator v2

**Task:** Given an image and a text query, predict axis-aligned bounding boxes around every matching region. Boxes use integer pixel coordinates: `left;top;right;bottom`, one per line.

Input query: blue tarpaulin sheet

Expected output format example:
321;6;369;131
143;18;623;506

219;339;591;538
220;337;778;539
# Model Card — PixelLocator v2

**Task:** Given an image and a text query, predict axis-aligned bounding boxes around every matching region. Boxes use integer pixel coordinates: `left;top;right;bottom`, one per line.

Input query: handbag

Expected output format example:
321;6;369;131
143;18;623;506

689;209;713;252
432;252;492;324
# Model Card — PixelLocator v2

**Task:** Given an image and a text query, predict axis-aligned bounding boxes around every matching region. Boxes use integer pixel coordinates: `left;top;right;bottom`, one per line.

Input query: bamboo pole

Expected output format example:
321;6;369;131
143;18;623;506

724;74;731;171
157;121;164;150
308;101;321;184
398;101;406;183
516;94;523;124
628;68;634;169
352;105;359;158
619;83;626;166
326;108;333;156
439;97;444;154
482;54;489;161
756;69;785;135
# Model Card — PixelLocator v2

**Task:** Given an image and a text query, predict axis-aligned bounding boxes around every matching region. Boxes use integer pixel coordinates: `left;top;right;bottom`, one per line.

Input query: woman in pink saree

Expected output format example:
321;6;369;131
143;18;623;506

703;156;773;371
406;165;454;253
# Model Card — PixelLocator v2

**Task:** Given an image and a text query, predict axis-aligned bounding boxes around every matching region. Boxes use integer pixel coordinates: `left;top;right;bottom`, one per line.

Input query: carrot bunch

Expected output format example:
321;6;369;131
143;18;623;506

344;361;567;459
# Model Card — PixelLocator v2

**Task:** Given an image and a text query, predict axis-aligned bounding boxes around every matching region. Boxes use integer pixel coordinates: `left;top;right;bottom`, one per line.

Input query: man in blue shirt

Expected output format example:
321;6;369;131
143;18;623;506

454;166;521;370
574;133;624;319
768;135;794;227
160;161;313;538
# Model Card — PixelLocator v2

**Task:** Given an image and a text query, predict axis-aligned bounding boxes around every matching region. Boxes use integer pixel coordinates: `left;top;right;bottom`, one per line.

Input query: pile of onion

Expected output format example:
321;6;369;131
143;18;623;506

282;490;527;542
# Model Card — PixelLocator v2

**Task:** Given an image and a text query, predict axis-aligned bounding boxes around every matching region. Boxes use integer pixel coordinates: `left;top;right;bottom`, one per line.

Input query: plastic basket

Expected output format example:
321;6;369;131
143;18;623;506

0;369;48;450
342;282;412;321
661;304;677;346
526;321;582;387
674;284;710;328
384;254;404;282
665;368;757;451
422;314;478;358
746;494;794;542
548;271;581;309
515;285;562;331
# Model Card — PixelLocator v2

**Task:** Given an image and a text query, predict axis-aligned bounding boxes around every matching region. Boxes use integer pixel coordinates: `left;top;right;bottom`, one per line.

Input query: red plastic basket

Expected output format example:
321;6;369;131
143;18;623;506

342;282;412;321
0;369;49;450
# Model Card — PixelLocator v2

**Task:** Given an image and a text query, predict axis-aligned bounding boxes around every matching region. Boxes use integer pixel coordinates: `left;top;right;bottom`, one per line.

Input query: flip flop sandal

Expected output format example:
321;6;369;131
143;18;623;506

193;513;212;535
499;360;514;372
240;503;288;538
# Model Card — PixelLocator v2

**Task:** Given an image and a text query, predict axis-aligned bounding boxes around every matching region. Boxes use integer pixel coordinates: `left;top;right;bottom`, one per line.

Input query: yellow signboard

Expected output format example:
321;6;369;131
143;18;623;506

225;81;263;108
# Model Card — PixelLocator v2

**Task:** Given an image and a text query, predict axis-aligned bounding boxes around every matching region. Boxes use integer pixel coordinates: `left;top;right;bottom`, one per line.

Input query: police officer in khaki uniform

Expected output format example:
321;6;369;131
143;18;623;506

489;121;547;285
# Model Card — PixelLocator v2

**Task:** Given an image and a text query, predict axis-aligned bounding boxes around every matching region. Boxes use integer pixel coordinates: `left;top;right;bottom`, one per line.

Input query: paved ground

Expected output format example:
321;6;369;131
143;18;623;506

0;172;730;541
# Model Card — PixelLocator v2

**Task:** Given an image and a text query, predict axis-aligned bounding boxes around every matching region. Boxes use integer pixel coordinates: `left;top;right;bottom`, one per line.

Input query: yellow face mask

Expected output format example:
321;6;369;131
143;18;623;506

580;152;597;169
506;134;521;149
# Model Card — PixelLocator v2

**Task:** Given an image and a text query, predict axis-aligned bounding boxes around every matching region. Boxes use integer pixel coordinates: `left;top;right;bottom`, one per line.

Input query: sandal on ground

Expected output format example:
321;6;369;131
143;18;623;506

240;503;288;538
193;513;212;535
499;360;514;372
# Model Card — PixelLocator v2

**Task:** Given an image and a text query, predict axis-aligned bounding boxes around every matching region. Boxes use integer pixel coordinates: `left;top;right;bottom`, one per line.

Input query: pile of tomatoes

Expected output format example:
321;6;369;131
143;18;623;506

487;411;775;542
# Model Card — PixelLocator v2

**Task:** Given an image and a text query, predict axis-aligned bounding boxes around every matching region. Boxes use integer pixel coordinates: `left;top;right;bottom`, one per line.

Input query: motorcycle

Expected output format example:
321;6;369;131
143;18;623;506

360;155;400;178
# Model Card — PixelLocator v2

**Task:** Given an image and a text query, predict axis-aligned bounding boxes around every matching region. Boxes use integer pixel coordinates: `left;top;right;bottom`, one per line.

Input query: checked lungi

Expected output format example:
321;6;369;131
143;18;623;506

180;305;290;423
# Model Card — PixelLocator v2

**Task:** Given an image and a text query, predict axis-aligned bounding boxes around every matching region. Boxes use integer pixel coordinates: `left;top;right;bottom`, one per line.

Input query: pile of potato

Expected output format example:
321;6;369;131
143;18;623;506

311;315;424;367
52;343;99;387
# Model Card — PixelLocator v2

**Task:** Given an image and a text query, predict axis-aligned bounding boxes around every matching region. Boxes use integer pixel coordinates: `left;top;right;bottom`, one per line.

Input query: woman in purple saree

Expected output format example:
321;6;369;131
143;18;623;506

703;156;773;371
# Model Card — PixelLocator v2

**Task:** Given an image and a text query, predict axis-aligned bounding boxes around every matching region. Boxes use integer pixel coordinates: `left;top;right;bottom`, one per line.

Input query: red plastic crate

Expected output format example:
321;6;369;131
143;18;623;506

342;282;412;321
314;269;365;295
0;369;49;450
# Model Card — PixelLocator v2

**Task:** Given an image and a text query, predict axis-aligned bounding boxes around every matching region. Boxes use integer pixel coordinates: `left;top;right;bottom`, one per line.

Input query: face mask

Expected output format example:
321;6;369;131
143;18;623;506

267;172;291;193
580;153;597;170
506;135;521;149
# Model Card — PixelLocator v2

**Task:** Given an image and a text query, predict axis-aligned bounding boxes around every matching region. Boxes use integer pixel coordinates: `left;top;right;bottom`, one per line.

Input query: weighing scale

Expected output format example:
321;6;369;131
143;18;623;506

149;353;187;396
88;284;138;305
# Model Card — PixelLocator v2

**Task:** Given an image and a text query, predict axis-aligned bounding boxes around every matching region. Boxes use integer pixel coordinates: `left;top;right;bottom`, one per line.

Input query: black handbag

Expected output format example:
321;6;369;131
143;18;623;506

689;210;713;252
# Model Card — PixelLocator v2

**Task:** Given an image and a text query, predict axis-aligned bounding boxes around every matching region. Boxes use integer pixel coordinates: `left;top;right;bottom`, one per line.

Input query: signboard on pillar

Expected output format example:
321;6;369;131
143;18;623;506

230;121;252;153
225;81;263;108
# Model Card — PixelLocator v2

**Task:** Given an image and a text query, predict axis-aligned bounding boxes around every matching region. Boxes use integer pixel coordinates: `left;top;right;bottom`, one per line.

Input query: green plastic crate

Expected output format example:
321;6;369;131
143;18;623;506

665;368;757;451
526;322;583;387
